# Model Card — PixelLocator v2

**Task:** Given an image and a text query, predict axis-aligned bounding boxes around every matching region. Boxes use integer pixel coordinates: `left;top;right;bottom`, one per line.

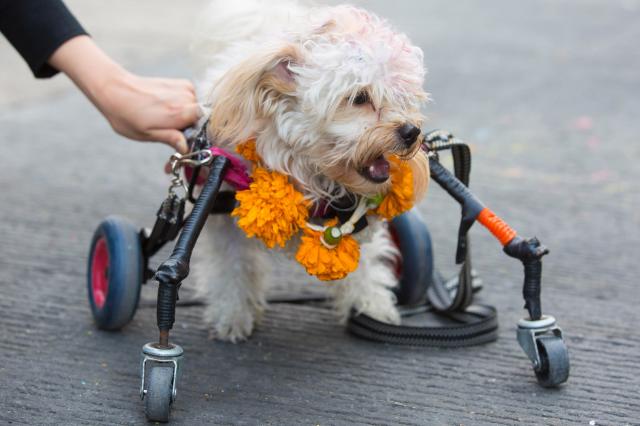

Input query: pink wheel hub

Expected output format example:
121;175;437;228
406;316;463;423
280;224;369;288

91;237;109;309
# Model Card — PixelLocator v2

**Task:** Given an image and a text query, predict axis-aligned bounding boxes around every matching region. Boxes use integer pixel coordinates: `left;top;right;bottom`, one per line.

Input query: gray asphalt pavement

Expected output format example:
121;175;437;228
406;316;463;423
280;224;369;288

1;1;639;424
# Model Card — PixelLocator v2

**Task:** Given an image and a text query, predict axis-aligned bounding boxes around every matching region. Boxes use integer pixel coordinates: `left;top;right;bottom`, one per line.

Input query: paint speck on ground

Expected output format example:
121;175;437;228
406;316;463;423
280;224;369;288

570;115;594;131
590;169;612;183
586;136;600;150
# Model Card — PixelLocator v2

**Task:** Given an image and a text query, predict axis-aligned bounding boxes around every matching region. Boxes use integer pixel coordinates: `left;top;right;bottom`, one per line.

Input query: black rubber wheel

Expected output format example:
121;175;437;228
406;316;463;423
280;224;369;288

87;216;143;330
145;366;174;422
534;335;570;387
389;209;434;306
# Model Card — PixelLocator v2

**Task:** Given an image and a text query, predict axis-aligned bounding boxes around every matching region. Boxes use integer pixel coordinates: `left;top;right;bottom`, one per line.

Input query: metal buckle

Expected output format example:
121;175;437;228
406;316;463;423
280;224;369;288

167;149;214;195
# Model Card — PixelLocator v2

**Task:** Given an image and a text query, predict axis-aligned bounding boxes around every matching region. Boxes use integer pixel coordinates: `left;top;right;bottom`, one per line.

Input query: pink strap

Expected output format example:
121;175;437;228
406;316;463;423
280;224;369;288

187;147;327;218
209;147;252;190
183;147;252;191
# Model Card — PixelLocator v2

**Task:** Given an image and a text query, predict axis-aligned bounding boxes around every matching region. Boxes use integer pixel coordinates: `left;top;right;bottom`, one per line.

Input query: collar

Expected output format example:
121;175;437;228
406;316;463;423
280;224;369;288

310;195;369;234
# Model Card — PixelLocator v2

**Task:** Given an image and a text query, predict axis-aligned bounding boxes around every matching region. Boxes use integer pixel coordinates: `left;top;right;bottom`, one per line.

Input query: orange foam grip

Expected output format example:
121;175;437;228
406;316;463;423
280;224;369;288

477;208;517;246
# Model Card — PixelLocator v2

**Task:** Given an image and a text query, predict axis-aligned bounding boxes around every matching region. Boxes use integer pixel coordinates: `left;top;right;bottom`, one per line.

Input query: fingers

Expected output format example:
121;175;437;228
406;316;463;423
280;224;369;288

145;102;200;154
179;79;196;95
148;129;189;154
101;73;201;152
180;102;203;126
155;77;196;95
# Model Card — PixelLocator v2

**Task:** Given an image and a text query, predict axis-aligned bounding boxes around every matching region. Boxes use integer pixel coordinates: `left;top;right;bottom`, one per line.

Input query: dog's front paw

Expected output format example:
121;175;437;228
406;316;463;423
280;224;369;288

340;287;401;325
360;299;401;325
206;306;256;343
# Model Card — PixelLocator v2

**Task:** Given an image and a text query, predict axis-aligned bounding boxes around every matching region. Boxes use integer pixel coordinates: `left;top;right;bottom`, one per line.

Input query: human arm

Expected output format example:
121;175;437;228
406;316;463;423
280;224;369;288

0;0;87;78
48;35;199;152
1;0;199;152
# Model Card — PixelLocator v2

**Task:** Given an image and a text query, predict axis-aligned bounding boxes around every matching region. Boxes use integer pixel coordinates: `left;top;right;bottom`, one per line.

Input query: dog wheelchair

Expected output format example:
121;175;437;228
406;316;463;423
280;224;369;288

87;128;570;422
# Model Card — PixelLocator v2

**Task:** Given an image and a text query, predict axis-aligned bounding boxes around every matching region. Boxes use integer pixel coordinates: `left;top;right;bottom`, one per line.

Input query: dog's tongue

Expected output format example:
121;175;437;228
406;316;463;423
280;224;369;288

364;156;390;183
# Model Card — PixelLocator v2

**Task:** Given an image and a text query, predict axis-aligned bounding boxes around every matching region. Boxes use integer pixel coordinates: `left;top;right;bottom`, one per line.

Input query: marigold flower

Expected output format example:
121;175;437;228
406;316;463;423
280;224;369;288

295;222;360;281
232;167;309;248
236;138;260;163
375;155;414;219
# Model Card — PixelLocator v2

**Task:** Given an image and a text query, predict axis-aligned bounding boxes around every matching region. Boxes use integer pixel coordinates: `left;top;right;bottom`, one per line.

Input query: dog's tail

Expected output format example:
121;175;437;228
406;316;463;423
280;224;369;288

190;0;309;87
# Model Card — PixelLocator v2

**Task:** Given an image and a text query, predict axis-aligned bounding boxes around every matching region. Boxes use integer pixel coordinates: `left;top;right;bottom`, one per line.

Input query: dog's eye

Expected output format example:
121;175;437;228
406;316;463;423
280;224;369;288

353;91;370;106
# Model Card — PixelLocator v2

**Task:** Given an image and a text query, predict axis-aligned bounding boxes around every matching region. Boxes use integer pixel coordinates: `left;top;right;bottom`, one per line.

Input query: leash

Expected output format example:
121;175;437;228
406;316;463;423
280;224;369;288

348;131;500;347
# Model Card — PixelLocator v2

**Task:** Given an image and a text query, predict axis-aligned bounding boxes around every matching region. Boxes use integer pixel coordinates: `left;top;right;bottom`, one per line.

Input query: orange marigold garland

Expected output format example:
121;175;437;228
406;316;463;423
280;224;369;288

295;221;360;281
236;138;260;163
232;167;310;248
375;155;414;219
231;139;419;281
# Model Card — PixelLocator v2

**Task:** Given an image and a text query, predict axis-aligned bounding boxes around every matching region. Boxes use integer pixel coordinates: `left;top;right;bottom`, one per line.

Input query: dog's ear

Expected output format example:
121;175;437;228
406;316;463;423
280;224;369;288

207;45;300;146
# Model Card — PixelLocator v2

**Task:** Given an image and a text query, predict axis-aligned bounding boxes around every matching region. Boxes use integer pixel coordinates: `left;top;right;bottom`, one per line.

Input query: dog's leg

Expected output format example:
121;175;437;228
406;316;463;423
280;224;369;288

194;214;267;342
330;220;401;325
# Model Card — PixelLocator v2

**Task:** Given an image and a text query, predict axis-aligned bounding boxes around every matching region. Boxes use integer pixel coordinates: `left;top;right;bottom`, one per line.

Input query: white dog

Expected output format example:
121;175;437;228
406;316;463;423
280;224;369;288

191;0;429;342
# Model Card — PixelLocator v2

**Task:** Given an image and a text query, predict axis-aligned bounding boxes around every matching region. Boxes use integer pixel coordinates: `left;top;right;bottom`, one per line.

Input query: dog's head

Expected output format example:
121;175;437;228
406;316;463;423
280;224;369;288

207;5;429;202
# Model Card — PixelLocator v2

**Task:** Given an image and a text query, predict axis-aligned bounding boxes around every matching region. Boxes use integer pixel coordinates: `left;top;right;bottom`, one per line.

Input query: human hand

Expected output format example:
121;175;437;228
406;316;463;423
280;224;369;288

94;72;200;153
49;36;200;153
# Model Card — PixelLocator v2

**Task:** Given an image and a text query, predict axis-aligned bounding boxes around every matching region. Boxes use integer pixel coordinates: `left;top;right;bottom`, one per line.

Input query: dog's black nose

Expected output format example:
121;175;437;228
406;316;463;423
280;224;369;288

398;123;421;146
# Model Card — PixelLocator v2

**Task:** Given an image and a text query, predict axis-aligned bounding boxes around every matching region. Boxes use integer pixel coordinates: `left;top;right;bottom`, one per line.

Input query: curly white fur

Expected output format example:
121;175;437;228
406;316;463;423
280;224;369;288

192;0;430;341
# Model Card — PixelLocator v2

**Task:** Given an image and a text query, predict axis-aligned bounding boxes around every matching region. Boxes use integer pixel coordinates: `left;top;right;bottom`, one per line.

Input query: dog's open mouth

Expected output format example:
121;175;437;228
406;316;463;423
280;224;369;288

359;155;390;183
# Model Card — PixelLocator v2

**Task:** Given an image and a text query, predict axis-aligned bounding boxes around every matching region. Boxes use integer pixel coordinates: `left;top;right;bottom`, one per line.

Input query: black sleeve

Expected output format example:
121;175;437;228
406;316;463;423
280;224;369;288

0;0;88;78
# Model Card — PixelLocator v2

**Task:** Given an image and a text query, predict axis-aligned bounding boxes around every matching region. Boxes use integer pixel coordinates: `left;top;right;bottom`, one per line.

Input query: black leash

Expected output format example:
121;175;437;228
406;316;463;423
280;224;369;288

347;304;498;347
348;130;500;347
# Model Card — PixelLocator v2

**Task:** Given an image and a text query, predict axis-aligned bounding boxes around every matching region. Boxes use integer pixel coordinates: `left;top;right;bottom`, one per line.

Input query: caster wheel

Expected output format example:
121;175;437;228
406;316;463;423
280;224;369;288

389;209;434;306
534;335;570;387
87;216;143;330
145;366;174;422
